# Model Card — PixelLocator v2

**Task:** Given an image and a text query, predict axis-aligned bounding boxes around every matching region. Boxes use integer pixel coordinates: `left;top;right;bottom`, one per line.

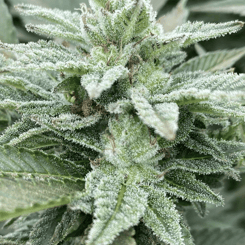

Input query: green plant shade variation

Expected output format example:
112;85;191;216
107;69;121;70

0;0;245;244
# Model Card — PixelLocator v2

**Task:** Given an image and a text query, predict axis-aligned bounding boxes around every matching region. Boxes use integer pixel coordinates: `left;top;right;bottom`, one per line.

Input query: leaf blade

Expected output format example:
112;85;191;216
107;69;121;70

143;189;184;245
158;170;224;205
87;175;147;245
0;0;18;44
0;177;83;222
29;207;86;245
0;145;86;221
190;0;245;16
131;88;179;140
173;47;245;73
168;21;244;47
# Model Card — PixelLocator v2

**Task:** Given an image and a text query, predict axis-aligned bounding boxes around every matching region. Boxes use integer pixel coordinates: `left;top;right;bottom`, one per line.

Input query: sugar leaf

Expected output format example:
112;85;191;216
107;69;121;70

158;170;224;205
87;175;148;245
131;88;179;140
168;21;244;47
143;188;184;245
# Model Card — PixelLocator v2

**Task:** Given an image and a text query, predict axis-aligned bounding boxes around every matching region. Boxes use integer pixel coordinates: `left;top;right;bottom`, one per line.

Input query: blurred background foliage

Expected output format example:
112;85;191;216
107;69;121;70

1;0;245;244
159;0;245;75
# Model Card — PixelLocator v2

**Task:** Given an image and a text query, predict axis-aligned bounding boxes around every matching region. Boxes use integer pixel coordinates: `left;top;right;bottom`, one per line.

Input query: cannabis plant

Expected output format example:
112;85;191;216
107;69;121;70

1;0;245;244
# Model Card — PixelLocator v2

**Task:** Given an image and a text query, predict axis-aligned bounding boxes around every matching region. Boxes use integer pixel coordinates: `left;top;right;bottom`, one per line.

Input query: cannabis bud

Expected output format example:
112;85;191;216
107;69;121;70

0;0;245;245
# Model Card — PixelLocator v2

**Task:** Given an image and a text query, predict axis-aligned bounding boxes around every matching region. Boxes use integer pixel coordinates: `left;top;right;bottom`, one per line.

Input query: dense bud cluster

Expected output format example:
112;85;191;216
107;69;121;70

0;0;245;244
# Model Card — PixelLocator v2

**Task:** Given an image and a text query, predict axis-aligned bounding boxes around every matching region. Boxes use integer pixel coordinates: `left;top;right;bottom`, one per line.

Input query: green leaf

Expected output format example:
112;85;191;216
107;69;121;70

53;76;82;93
158;0;189;33
190;0;245;16
217;140;245;157
169;21;244;47
151;88;213;105
173;47;245;73
135;222;166;245
35;121;103;153
87;175;148;245
0;145;86;180
197;174;224;190
0;76;56;100
183;131;226;161
0;41;88;75
81;66;128;99
192;202;207;218
0;83;39;103
0;118;37;145
0;239;22;245
103;114;161;167
195;43;207;56
143;189;184;245
0;212;40;243
105;100;133;114
29;207;85;245
168;73;245;93
191;228;245;245
111;228;136;245
69;192;94;214
146;39;183;61
121;0;143;45
179;217;194;245
131;87;179;140
31;113;102;131
29;206;66;245
0;177;83;222
136;62;171;94
15;4;80;32
0;145;86;221
6;127;56;147
0;0;18;44
12;0;89;11
18;101;71;116
157;108;194;148
158;170;224;205
188;101;245;118
159;158;233;176
25;24;88;47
